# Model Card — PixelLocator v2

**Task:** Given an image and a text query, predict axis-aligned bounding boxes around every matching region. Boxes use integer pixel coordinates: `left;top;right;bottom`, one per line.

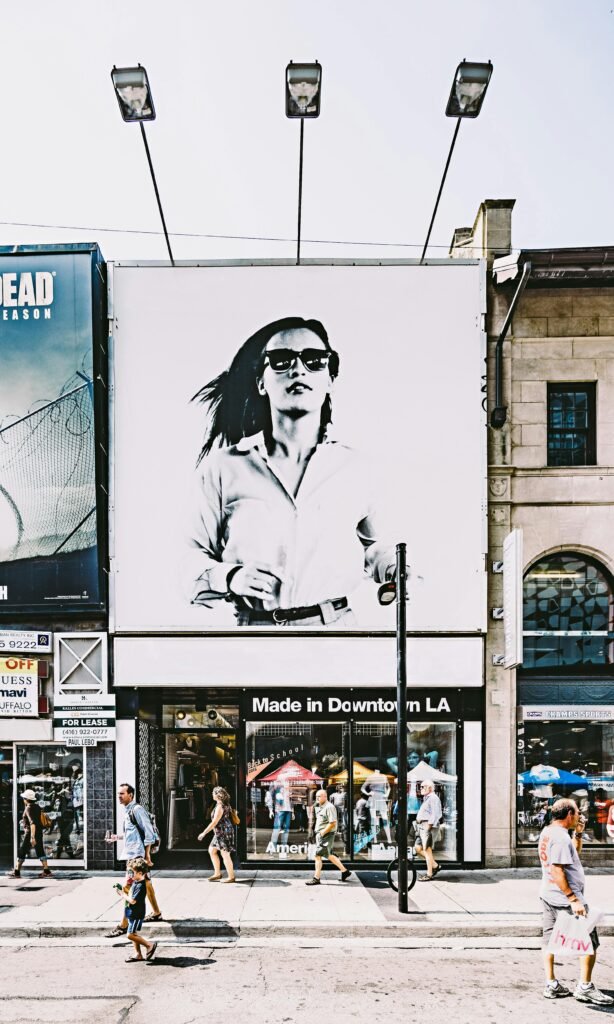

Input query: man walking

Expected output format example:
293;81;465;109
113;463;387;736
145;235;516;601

105;783;163;938
539;797;613;1004
414;780;442;881
305;789;352;886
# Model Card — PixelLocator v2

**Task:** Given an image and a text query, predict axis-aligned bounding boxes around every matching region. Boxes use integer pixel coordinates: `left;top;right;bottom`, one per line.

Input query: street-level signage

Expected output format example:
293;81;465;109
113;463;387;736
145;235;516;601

53;696;116;745
0;630;52;653
247;687;482;722
0;656;38;717
522;705;614;722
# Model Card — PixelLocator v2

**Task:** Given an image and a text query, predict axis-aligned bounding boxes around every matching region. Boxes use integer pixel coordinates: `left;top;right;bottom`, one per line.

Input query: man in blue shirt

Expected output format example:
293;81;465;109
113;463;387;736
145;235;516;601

105;783;162;938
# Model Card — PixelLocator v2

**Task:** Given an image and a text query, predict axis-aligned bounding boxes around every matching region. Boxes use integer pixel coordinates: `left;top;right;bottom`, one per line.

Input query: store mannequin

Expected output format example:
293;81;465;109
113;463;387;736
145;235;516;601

361;770;392;844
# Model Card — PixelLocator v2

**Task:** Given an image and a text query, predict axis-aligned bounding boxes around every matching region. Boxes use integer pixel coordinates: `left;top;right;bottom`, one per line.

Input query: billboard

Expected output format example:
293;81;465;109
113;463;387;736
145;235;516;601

111;262;487;634
0;246;105;613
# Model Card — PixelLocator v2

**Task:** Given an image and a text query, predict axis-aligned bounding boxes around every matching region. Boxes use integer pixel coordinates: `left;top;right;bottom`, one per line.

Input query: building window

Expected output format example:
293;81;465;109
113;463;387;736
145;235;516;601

517;718;614;846
523;552;614;669
15;745;86;865
547;383;596;467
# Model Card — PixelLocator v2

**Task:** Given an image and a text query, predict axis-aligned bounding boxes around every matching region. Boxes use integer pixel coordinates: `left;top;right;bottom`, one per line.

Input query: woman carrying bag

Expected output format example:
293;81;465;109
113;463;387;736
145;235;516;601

198;786;239;883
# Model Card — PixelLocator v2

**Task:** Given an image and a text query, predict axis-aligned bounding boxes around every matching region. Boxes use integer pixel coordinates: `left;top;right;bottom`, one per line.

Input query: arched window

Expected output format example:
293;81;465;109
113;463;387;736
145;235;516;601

523;552;614;669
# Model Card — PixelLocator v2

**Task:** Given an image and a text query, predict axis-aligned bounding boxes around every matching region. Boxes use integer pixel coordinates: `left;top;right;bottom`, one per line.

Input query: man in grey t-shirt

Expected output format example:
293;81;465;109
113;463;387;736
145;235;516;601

538;797;612;1005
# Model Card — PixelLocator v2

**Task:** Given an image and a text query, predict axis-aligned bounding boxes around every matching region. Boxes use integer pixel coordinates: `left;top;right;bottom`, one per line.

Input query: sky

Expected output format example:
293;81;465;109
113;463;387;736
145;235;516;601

0;1;612;263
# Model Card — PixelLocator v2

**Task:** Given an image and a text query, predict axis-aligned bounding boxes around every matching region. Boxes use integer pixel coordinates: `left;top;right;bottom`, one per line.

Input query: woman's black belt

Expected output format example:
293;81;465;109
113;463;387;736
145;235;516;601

247;597;348;624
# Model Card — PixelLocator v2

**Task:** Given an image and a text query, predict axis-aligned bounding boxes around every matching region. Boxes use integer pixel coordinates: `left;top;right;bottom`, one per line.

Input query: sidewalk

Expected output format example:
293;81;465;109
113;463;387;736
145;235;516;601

1;868;613;940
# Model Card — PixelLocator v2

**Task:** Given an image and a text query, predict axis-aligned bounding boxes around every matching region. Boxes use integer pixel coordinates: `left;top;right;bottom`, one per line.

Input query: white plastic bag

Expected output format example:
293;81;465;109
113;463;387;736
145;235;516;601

547;910;594;957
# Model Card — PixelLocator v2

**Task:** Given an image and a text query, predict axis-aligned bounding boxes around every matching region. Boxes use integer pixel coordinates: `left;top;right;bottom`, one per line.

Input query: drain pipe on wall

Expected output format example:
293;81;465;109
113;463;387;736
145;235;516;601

491;259;532;428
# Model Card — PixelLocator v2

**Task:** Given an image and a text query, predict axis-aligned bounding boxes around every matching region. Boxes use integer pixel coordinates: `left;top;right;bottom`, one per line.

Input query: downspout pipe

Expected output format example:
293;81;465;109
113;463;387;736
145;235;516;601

491;260;531;428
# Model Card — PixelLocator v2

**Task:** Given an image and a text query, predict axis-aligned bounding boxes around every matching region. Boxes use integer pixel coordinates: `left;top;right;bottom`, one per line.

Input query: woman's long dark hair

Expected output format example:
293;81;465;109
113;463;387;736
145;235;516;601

192;316;339;464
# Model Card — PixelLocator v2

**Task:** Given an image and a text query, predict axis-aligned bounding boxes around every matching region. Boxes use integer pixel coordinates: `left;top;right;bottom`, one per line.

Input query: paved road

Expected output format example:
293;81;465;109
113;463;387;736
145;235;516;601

2;938;614;1023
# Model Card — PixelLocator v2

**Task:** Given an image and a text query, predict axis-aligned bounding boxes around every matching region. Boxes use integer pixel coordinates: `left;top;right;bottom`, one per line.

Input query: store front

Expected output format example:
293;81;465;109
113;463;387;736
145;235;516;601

516;551;614;864
127;686;483;869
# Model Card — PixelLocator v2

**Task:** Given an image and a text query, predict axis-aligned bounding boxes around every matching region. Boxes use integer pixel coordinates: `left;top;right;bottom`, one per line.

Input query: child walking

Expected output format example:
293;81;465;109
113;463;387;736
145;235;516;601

115;861;158;963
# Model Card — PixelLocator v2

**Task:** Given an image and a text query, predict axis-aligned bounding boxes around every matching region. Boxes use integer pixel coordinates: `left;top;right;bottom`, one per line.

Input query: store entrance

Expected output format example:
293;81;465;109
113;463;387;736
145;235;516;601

164;731;236;852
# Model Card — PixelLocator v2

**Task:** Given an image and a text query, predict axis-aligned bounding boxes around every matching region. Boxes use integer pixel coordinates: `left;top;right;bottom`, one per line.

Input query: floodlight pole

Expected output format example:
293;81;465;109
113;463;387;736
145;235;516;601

139;122;175;266
296;118;305;266
419;117;462;265
396;542;409;913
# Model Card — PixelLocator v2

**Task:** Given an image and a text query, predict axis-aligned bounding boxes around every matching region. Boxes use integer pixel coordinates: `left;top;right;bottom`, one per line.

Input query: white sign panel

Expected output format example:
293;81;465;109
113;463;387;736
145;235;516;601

503;528;523;668
0;656;38;717
53;697;116;744
111;262;487;636
0;630;51;654
522;706;614;722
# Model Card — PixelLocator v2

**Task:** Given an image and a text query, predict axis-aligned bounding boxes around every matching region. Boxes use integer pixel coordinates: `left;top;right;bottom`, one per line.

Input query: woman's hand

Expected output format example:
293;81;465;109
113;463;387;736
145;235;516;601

198;830;207;842
228;565;282;601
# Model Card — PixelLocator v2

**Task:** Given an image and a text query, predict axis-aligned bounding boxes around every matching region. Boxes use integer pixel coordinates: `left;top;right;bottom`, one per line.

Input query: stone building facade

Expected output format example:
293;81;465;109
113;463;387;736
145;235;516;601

453;201;614;866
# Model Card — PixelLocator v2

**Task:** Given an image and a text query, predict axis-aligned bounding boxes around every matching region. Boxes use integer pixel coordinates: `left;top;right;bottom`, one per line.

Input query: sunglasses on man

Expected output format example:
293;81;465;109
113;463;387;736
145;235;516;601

264;348;336;373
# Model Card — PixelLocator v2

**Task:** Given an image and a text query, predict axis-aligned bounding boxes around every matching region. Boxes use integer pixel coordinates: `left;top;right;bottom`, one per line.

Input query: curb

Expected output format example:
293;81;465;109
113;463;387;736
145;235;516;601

2;919;613;940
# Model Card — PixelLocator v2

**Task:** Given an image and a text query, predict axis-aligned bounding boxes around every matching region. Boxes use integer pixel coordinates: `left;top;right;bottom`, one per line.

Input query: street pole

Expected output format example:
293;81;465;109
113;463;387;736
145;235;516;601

419;117;461;265
139;121;175;266
296;117;305;266
396;542;408;913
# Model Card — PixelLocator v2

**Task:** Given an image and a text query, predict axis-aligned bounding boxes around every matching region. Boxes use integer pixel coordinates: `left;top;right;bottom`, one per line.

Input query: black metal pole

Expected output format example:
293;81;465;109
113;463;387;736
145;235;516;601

139;122;175;266
296;117;305;266
396;542;408;913
419;117;462;265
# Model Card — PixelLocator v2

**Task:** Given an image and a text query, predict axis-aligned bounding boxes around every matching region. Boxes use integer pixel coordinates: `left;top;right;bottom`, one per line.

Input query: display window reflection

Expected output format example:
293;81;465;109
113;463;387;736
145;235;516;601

517;720;614;845
16;745;85;864
246;723;348;861
352;723;458;862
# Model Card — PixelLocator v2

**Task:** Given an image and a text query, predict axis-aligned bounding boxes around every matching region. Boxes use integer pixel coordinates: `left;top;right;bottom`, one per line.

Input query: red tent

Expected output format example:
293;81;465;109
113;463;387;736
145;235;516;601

259;759;323;783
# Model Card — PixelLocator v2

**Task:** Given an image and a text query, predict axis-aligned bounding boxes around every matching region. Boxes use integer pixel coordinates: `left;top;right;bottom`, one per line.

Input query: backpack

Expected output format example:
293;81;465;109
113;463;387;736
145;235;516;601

128;805;161;855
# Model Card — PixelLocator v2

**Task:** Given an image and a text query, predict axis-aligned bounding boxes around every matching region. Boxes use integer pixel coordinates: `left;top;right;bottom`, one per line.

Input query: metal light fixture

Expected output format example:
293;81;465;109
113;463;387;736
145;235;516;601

111;65;155;122
286;61;322;118
286;61;322;265
110;64;175;265
420;59;493;264
445;60;493;119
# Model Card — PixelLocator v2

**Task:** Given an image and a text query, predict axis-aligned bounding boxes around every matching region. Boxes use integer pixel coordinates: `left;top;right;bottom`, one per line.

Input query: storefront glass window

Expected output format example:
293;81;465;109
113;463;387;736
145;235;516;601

517;719;614;845
16;745;85;864
246;722;348;861
352;722;458;861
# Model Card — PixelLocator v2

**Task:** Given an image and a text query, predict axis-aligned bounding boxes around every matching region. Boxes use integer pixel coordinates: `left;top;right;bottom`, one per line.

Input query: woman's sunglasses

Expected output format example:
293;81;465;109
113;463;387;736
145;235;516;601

264;348;335;373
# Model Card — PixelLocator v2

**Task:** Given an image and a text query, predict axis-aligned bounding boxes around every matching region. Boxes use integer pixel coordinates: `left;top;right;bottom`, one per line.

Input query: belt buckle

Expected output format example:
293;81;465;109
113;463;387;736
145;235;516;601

272;609;288;624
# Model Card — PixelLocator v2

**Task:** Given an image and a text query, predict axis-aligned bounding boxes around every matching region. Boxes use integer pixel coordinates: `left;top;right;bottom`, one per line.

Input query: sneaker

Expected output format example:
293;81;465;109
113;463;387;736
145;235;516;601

305;877;321;886
544;981;571;999
340;870;352;882
574;983;614;1005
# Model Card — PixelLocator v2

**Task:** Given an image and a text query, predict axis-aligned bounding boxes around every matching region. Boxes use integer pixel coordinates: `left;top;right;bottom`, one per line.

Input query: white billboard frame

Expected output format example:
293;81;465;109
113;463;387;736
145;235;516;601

108;258;488;648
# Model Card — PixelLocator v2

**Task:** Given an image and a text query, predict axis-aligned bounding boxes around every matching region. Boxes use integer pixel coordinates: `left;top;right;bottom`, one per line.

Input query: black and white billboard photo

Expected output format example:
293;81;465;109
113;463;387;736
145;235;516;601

110;262;487;634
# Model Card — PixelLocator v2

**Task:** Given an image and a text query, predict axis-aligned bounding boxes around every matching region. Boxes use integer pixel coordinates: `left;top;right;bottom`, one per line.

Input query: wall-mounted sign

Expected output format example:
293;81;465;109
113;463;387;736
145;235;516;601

53;695;116;745
0;630;51;654
0;656;38;717
247;687;482;722
522;705;614;722
0;245;105;615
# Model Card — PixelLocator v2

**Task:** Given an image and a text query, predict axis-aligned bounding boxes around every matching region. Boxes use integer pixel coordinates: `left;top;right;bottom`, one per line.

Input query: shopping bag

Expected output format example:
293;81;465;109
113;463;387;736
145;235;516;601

547;910;594;957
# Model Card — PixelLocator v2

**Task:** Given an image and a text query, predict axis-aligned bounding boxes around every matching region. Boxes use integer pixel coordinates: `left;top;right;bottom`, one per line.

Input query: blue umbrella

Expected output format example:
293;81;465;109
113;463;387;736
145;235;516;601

519;764;589;787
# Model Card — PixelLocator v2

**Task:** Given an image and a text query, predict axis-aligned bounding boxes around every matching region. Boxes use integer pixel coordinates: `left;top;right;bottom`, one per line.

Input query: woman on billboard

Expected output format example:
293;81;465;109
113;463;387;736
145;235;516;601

186;316;396;628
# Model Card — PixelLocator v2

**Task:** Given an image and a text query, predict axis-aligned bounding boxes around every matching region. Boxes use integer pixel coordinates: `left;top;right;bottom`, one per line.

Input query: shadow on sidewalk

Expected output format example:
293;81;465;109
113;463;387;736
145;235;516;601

146;955;216;969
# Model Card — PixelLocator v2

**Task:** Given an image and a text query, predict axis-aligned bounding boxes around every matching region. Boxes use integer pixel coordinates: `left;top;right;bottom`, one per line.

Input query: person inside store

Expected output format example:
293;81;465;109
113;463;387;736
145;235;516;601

414;780;443;881
186;316;397;628
6;788;53;879
198;785;237;882
53;784;76;858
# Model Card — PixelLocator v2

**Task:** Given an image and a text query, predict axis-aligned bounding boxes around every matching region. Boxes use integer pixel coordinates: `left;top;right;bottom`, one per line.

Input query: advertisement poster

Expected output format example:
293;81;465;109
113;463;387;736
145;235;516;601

0;656;38;717
0;246;104;613
111;262;487;633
